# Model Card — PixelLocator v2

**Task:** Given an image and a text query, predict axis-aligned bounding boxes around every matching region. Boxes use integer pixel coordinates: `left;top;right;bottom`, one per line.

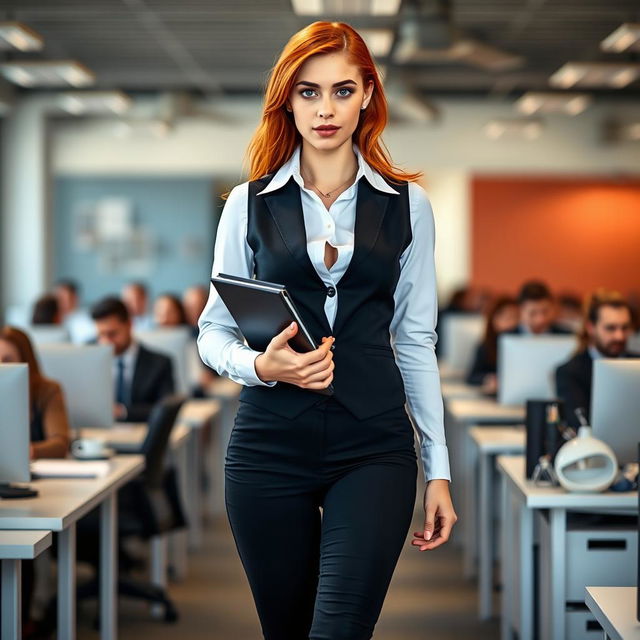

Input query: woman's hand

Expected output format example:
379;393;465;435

255;322;335;390
412;479;457;551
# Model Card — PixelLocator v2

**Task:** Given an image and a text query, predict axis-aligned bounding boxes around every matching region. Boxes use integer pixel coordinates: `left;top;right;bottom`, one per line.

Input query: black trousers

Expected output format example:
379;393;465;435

225;395;418;640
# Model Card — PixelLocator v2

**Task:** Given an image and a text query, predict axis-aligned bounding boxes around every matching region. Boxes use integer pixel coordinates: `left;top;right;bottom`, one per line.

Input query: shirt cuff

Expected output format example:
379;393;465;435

235;348;277;387
420;443;451;483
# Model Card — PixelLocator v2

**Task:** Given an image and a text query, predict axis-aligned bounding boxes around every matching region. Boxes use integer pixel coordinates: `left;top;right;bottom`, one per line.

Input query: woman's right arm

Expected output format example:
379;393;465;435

197;182;277;387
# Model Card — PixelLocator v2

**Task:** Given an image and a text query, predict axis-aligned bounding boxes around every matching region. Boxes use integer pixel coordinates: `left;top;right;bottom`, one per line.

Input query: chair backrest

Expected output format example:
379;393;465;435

141;394;186;488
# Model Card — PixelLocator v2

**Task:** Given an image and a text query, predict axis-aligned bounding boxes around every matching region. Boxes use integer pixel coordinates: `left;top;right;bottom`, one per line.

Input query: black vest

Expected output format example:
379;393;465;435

239;173;413;421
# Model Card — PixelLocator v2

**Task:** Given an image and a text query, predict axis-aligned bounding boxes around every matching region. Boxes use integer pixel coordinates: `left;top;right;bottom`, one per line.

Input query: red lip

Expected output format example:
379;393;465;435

313;125;340;130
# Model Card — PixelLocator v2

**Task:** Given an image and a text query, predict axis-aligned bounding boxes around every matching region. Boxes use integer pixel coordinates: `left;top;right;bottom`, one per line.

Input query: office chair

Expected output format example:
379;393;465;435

70;394;188;625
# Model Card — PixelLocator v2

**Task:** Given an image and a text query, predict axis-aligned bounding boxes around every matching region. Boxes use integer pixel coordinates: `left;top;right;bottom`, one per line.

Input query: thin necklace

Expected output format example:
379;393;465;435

301;167;358;199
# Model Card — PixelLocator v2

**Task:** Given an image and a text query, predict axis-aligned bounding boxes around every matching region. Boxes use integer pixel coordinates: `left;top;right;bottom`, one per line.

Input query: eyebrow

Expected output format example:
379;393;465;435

295;79;358;88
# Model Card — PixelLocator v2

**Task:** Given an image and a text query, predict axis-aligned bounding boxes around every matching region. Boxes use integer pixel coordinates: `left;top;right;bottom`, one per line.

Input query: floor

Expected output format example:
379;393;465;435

77;500;501;640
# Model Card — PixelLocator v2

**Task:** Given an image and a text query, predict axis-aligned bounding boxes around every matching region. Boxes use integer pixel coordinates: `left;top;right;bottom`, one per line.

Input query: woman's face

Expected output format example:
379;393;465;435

286;51;373;152
493;304;520;333
0;339;22;364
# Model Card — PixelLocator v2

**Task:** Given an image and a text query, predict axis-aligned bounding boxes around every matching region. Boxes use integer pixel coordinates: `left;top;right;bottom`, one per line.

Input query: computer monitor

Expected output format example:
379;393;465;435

440;313;484;376
627;331;640;353
38;344;113;430
0;364;31;483
135;327;192;395
497;334;577;406
591;359;640;466
26;325;70;346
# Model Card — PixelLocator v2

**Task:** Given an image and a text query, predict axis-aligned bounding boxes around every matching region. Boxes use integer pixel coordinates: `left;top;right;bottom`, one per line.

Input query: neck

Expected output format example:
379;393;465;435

299;138;358;192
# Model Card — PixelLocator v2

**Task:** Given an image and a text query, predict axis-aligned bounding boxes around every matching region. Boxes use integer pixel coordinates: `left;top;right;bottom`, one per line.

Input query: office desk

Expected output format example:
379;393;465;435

469;426;525;620
0;530;52;639
497;456;637;640
0;455;144;640
440;380;482;400
444;397;524;572
177;398;222;546
204;379;242;517
585;587;640;640
83;423;192;581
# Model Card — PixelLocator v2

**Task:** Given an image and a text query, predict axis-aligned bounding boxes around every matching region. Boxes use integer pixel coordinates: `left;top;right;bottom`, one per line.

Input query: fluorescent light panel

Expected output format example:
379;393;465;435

0;22;44;52
600;23;640;53
0;60;95;88
291;0;401;16
60;91;131;115
359;29;394;57
484;118;543;140
549;62;640;89
515;92;592;116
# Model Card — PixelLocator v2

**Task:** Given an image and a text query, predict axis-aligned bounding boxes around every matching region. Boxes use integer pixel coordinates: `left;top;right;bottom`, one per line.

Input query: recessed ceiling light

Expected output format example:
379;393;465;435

59;91;131;115
549;62;640;89
0;22;44;52
291;0;401;16
600;23;640;53
515;92;592;116
483;118;544;140
359;29;394;57
0;61;95;88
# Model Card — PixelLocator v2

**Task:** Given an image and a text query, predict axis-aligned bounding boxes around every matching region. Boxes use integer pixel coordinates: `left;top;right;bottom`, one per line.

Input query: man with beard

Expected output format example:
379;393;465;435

556;291;639;428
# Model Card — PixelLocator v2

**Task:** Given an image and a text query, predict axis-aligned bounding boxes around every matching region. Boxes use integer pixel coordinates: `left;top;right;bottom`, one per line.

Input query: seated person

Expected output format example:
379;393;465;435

466;296;519;394
55;278;97;344
31;294;61;326
508;280;573;335
183;285;209;338
153;293;187;327
0;326;70;458
121;281;154;331
555;291;639;429
91;297;175;422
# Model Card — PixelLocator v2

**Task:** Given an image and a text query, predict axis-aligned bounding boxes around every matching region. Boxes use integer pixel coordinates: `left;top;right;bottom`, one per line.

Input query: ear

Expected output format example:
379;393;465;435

361;79;374;109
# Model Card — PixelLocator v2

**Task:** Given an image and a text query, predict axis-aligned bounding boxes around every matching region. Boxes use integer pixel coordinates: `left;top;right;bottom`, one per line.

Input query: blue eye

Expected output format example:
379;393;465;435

300;89;316;98
337;88;353;97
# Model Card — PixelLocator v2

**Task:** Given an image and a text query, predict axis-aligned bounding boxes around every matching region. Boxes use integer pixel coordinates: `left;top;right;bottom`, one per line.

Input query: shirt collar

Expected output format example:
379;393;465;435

256;142;400;196
117;339;139;369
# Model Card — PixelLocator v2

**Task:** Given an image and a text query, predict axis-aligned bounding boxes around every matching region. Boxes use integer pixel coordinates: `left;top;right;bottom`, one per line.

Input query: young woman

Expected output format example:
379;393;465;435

0;326;70;459
198;21;456;639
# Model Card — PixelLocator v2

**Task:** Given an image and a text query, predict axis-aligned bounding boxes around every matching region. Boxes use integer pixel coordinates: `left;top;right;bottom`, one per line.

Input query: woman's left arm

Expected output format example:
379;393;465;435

389;182;457;551
31;382;71;460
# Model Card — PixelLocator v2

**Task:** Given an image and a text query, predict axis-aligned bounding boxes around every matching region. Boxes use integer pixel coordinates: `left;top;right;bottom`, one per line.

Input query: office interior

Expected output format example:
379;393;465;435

0;1;639;639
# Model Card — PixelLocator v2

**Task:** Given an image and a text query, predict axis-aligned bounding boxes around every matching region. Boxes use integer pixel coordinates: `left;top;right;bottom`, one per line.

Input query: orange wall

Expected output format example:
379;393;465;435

471;176;640;297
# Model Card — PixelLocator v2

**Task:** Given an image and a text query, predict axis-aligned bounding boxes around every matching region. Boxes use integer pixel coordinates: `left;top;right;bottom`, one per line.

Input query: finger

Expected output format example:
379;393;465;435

299;336;335;366
423;504;437;542
301;360;335;385
305;370;334;389
272;322;298;348
299;351;334;379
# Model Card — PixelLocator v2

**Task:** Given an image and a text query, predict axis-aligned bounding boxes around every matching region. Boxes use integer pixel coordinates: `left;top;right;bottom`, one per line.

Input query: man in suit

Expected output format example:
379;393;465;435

556;292;638;429
91;296;175;422
509;280;572;335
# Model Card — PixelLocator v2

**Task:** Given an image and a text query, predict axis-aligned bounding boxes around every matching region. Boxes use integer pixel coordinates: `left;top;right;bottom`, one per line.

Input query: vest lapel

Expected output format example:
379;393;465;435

262;176;323;286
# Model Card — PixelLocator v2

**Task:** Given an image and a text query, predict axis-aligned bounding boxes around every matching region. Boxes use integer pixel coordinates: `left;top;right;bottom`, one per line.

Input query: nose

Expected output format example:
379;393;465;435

317;95;334;119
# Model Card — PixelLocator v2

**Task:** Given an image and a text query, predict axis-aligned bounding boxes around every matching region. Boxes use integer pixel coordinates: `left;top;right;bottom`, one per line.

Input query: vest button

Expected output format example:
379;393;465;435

326;286;336;297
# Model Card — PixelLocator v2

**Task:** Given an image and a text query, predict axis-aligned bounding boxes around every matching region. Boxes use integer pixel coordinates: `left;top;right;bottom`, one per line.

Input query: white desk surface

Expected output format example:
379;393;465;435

207;377;242;400
0;530;52;559
446;397;526;424
0;455;144;531
496;455;637;509
585;587;640;640
441;381;482;400
177;398;221;427
82;423;190;449
469;426;526;453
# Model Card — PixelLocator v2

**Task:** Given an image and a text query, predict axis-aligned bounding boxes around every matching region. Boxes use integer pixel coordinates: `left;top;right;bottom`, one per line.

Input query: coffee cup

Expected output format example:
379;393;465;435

72;438;107;458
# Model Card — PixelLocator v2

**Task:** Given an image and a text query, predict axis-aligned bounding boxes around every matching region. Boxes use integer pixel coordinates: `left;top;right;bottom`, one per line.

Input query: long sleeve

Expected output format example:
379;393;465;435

390;183;451;483
32;381;71;460
197;182;277;387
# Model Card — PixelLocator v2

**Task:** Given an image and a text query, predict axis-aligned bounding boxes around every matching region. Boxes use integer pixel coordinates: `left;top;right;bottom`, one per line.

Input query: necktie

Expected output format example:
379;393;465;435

116;357;126;406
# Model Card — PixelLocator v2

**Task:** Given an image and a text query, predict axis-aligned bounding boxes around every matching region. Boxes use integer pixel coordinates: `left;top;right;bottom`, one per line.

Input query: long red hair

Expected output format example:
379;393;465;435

223;21;422;199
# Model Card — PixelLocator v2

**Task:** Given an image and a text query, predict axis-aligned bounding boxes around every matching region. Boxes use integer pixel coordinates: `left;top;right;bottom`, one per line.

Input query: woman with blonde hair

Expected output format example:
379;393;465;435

198;21;455;639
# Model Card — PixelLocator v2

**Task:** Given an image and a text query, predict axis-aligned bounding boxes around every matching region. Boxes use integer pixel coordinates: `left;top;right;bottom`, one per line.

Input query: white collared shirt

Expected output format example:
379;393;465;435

197;143;450;482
